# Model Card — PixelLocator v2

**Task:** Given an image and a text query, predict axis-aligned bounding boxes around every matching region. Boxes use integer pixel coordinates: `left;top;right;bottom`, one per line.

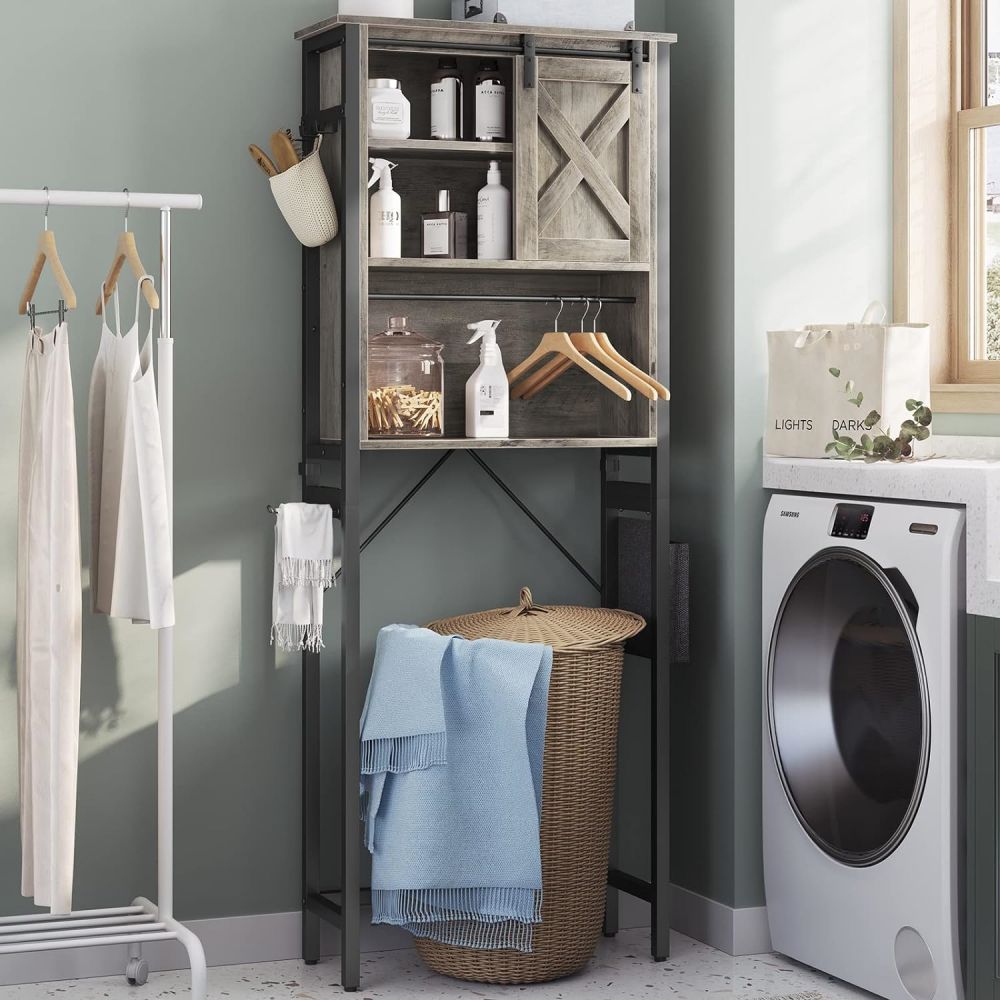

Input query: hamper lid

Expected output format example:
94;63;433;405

427;587;645;652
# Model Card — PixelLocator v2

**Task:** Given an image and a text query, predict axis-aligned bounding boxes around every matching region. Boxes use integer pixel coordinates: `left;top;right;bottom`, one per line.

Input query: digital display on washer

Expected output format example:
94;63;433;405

830;503;875;540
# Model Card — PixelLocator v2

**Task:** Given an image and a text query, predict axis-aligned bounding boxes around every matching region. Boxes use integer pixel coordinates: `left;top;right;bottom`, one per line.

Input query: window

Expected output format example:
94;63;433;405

958;0;1000;378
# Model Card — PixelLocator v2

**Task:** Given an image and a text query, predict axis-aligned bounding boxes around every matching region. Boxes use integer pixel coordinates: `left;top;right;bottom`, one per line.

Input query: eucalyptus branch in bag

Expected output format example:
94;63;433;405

825;367;932;462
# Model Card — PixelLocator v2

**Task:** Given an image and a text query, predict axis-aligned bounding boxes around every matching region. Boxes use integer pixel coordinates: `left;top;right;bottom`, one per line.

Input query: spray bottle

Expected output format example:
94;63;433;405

465;320;508;438
368;158;401;258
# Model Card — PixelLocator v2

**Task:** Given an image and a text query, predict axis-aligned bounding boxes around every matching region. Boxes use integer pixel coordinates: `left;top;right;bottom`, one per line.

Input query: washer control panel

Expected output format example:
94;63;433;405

830;503;875;540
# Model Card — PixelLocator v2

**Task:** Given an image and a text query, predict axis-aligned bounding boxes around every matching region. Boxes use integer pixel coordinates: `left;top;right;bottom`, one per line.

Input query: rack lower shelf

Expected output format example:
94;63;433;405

358;436;657;450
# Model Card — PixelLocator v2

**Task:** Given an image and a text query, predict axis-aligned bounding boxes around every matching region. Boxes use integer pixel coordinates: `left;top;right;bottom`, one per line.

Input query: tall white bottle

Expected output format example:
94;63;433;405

476;160;511;260
465;320;509;438
368;157;401;258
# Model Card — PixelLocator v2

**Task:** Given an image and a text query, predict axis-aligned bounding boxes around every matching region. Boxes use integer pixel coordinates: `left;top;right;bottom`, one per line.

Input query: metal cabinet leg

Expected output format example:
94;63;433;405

651;450;670;962
338;22;364;993
302;650;322;965
604;815;620;937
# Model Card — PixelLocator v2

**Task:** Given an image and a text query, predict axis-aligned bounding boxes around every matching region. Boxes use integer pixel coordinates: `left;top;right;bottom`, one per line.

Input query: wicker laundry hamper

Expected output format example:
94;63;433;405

415;587;645;984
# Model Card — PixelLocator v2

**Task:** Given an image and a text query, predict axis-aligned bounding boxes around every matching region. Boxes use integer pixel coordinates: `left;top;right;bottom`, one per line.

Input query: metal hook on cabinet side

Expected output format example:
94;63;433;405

267;504;279;517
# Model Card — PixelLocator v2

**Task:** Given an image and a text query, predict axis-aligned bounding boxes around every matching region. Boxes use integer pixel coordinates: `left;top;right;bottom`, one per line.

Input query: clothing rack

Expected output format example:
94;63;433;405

0;188;205;997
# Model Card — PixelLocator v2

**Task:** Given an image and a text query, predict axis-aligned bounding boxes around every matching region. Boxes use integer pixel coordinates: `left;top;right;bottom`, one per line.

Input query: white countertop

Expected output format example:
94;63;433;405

763;436;1000;617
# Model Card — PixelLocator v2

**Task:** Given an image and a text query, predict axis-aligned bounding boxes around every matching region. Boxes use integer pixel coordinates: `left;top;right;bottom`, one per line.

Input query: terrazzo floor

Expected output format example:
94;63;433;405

0;928;876;1000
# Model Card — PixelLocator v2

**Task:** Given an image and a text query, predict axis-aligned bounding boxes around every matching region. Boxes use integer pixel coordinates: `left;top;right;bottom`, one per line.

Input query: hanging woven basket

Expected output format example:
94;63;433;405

415;587;645;984
269;135;338;248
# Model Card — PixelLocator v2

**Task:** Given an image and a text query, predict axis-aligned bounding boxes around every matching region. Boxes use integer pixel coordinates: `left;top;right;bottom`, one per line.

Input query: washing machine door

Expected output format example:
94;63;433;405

767;549;930;866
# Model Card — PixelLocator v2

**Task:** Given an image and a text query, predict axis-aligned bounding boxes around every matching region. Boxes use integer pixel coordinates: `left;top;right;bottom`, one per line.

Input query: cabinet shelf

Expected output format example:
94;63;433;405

359;436;657;451
368;257;651;274
368;138;513;160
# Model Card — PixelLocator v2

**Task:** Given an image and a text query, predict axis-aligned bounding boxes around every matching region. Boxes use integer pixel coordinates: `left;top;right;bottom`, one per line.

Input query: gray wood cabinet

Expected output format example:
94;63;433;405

306;17;673;448
515;55;653;264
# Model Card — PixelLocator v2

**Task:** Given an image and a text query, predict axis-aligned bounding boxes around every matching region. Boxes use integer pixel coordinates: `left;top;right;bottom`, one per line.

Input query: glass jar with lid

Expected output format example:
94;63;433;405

368;317;444;437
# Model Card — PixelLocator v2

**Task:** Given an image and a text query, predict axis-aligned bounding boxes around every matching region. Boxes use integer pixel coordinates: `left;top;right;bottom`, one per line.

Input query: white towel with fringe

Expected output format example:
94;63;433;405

271;503;334;652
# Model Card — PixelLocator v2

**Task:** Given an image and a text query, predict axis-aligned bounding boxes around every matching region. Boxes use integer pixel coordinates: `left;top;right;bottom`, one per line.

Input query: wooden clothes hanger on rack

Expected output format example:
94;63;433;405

511;300;670;401
506;299;633;402
95;188;160;314
18;187;77;316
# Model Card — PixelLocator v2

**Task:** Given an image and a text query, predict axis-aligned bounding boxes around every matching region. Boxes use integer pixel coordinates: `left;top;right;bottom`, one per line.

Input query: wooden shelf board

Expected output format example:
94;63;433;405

368;138;513;160
359;436;656;451
296;14;678;46
368;257;650;274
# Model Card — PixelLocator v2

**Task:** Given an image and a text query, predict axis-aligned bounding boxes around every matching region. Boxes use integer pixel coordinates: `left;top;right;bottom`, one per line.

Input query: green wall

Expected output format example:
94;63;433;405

0;1;667;927
665;0;738;908
667;0;894;912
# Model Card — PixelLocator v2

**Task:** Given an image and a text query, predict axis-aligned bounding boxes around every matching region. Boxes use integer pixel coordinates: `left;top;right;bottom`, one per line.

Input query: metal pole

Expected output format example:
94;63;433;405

300;33;324;970
0;188;202;211
340;20;364;993
368;294;636;304
601;449;621;938
650;41;672;963
158;207;174;922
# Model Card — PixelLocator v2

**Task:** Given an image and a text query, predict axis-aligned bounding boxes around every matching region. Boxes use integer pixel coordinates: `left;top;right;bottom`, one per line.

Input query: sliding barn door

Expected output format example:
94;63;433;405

515;55;651;264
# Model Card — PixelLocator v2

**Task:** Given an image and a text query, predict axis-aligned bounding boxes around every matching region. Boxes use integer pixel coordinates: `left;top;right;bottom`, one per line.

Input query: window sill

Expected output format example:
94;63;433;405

932;384;1000;413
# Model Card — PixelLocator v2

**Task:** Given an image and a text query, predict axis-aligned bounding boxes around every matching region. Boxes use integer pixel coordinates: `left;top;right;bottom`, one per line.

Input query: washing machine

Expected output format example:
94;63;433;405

762;494;965;1000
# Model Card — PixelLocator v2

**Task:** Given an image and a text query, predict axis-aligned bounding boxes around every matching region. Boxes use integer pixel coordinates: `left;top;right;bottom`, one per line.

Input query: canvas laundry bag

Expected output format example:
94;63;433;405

766;303;931;458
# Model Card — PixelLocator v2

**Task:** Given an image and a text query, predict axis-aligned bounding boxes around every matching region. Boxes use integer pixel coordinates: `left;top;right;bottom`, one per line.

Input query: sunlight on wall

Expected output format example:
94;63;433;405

0;560;242;823
0;326;27;825
743;1;891;323
79;559;243;757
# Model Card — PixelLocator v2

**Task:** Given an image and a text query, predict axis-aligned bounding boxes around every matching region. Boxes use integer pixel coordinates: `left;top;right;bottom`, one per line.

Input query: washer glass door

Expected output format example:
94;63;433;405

768;551;929;866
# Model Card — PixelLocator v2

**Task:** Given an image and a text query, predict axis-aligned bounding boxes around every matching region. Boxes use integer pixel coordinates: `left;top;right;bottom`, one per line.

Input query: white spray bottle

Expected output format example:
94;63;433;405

368;158;401;258
465;320;508;438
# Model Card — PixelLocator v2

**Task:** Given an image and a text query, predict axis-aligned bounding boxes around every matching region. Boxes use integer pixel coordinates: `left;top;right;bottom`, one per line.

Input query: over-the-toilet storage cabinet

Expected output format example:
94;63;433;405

294;14;674;992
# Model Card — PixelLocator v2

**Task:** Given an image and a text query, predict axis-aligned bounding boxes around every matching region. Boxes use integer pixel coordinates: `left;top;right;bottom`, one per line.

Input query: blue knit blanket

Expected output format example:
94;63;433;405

361;624;552;952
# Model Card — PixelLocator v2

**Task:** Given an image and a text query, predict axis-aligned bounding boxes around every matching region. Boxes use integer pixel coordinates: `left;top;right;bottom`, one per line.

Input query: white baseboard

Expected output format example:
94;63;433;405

667;884;772;956
0;889;769;986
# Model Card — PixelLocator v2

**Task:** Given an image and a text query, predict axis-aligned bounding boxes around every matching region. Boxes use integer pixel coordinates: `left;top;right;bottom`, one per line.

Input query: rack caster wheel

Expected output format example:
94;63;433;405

125;957;149;986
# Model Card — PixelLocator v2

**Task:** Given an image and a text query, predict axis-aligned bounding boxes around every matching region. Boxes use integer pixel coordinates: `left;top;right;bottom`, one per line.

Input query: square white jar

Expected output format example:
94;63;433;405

369;79;411;139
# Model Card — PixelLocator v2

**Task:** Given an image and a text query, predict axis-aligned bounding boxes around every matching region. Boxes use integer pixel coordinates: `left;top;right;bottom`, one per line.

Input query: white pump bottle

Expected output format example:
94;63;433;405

465;320;508;438
368;158;401;258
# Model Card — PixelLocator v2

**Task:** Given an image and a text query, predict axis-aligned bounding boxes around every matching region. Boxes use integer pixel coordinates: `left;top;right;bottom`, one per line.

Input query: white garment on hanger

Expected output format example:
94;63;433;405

16;321;82;914
89;279;174;628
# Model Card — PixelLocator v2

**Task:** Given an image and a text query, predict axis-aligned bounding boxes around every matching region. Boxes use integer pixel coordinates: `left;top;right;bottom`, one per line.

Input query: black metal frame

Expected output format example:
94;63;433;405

298;22;670;992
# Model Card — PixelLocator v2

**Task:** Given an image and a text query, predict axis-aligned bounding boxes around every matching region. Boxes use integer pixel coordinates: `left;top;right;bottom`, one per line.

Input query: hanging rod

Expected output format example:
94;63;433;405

368;293;636;304
0;188;203;211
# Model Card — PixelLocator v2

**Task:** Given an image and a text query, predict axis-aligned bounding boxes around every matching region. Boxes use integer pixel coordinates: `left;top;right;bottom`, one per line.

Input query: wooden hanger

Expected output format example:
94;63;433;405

95;189;159;314
18;189;77;316
506;302;632;402
519;332;670;401
593;331;669;400
515;302;669;401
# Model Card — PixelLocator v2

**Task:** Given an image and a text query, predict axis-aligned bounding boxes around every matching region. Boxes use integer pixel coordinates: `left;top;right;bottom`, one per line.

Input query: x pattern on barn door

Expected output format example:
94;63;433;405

516;56;651;264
